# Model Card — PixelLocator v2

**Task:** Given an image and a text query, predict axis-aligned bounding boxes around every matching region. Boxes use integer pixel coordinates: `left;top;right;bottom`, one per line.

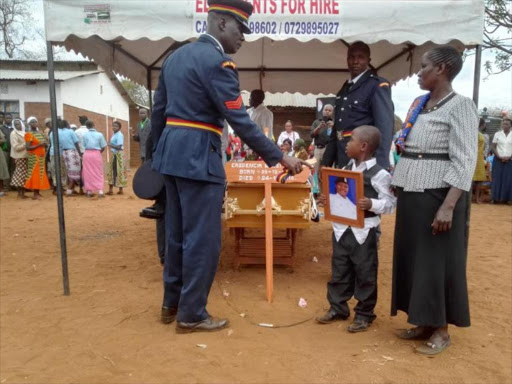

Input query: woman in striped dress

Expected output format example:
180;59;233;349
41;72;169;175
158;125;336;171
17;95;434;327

391;46;478;355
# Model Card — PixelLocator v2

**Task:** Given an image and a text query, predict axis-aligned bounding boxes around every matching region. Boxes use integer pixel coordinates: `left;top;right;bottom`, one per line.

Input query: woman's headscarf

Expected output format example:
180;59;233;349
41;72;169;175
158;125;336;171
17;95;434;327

294;139;306;150
11;118;26;137
27;116;40;132
27;116;38;126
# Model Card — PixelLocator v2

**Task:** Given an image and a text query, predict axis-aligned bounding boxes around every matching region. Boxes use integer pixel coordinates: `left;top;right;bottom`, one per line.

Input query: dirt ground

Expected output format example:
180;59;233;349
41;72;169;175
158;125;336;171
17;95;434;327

0;180;511;384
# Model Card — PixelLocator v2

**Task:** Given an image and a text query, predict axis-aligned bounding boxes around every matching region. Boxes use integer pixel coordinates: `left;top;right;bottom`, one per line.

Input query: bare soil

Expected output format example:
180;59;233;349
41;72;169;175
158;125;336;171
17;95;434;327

1;183;511;384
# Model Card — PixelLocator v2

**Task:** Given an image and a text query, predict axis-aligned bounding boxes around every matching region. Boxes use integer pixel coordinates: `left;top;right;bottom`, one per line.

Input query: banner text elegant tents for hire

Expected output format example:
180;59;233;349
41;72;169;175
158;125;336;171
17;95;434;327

43;0;485;294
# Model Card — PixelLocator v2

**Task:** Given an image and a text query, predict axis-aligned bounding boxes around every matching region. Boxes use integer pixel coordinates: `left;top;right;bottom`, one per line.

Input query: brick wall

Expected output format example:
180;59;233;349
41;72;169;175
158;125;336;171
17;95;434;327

24;102;51;127
270;107;316;146
129;106;142;168
62;105;129;165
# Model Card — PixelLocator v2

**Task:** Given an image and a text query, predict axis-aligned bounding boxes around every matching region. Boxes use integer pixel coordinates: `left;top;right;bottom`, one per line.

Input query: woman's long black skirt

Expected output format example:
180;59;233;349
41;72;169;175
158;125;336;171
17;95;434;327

391;188;470;327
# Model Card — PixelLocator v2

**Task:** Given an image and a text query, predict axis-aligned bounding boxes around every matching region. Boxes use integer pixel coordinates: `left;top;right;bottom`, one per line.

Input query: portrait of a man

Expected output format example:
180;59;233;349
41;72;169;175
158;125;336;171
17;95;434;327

329;177;357;220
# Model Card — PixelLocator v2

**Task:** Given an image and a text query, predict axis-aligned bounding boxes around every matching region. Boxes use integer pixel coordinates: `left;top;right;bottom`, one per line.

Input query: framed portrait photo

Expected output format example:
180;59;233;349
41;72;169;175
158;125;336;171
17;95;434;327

321;167;364;228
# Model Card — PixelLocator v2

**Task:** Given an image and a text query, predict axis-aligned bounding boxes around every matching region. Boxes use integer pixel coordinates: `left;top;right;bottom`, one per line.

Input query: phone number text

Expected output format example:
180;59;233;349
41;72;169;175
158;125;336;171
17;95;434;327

195;20;340;35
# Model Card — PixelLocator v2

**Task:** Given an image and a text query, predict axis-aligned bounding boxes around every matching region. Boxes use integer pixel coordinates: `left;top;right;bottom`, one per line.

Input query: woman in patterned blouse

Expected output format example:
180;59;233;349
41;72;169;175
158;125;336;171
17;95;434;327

391;46;478;355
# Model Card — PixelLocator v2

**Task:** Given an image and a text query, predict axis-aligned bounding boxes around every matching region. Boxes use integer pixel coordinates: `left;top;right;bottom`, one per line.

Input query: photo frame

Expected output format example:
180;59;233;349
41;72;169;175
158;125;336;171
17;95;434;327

321;167;364;228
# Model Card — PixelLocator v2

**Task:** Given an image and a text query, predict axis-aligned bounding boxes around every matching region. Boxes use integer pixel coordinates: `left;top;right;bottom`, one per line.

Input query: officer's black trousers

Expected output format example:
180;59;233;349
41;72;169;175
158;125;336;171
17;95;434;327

162;175;224;323
327;228;378;322
156;216;165;263
155;195;166;264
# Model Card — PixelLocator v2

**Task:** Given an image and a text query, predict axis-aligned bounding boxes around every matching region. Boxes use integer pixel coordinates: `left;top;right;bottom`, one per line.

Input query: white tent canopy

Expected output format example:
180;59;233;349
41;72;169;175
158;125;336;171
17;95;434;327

44;0;484;94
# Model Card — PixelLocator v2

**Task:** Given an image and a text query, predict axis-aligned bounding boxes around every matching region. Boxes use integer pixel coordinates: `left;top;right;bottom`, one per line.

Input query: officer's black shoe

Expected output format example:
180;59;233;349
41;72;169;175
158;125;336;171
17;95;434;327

176;316;229;334
140;206;164;219
315;309;349;324
161;307;177;324
347;318;370;333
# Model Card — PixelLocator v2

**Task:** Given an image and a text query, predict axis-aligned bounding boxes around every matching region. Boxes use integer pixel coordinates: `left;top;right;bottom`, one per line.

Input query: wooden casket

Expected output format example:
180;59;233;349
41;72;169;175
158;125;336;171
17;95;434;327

224;161;312;269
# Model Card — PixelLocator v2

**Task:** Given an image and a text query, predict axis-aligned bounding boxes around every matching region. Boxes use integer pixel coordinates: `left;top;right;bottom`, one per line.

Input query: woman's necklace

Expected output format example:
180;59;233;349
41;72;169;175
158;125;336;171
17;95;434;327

425;90;455;112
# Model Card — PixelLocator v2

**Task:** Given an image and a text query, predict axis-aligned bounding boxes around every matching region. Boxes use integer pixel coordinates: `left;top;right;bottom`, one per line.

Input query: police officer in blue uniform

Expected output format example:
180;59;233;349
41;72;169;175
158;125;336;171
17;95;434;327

151;0;307;333
321;41;395;170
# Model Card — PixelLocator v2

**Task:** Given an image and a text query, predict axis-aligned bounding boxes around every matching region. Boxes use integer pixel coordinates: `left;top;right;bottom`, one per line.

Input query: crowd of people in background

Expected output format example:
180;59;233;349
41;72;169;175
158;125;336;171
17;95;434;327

0;105;509;206
0;112;128;199
221;110;512;206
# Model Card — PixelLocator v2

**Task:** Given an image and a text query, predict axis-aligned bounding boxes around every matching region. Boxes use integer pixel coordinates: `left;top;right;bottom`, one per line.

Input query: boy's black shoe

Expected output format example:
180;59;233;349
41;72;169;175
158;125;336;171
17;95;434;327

315;309;348;324
347;318;370;333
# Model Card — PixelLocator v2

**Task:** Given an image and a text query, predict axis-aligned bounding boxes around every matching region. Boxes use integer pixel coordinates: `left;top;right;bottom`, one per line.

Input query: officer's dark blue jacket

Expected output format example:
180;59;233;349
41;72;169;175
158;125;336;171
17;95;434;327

151;34;283;184
321;70;394;169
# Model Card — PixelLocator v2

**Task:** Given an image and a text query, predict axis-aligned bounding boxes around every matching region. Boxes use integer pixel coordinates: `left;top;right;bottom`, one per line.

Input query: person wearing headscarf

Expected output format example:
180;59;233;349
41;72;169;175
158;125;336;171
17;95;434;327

25;116;51;199
391;46;478;355
293;138;309;161
10;118;29;198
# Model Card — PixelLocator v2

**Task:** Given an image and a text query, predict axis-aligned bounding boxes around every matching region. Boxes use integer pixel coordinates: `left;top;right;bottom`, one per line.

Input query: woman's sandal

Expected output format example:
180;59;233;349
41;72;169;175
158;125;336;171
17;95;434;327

415;336;451;356
397;327;434;340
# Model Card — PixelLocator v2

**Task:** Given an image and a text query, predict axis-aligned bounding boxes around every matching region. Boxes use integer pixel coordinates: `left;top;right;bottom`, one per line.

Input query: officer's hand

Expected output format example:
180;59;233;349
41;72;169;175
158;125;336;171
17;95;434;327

280;155;312;175
317;193;327;206
326;121;334;128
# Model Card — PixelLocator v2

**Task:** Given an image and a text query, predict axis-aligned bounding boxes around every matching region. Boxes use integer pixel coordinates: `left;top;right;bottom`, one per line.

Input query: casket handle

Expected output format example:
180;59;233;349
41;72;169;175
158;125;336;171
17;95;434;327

225;197;310;220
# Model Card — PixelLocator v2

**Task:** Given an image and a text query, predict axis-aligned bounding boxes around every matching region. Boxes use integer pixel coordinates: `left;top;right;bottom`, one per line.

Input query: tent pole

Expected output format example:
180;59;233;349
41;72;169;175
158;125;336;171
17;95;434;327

47;41;70;296
472;45;482;108
147;68;153;112
465;44;482;258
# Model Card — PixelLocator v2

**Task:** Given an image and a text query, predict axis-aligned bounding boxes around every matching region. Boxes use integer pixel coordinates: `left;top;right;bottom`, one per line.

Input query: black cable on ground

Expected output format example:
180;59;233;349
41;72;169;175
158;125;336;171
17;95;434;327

215;280;315;329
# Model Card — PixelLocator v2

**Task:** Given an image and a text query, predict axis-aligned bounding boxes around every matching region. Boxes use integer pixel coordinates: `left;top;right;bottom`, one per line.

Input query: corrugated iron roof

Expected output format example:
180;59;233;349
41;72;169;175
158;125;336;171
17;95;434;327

0;69;102;81
241;90;334;108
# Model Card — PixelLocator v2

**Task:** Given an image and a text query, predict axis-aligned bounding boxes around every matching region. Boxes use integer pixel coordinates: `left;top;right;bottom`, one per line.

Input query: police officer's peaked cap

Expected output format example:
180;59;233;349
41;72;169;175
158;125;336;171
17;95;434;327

208;0;253;34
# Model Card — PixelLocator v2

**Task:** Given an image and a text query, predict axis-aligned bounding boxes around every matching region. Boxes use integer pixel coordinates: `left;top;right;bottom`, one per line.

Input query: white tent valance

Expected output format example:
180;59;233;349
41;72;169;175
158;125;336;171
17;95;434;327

44;0;484;93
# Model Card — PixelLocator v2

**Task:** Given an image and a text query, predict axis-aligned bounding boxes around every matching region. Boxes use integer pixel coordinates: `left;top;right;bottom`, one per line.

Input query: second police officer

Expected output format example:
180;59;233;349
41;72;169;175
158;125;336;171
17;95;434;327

321;41;395;170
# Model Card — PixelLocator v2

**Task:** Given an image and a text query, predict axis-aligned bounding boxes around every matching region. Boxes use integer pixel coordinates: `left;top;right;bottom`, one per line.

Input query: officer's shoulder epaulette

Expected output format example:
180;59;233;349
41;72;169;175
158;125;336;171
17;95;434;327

369;73;390;88
221;59;237;71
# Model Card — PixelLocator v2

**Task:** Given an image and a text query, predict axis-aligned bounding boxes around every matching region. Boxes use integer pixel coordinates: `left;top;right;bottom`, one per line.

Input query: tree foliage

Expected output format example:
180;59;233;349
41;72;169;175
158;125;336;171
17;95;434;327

0;0;64;59
0;0;31;58
482;0;511;74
